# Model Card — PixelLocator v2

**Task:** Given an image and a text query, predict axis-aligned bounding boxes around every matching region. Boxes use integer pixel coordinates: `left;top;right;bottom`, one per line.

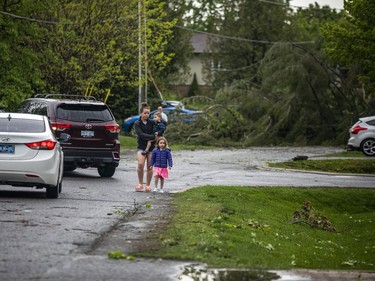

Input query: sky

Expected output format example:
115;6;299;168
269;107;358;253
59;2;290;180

290;0;344;10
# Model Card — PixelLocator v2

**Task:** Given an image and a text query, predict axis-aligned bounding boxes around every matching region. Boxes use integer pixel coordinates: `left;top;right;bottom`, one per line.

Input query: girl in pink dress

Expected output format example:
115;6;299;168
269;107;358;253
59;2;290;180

149;137;173;193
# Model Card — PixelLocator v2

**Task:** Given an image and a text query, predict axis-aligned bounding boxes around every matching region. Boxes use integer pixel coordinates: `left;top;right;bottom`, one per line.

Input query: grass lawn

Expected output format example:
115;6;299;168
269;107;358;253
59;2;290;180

119;135;210;151
116;144;375;269
138;186;375;270
119;135;137;150
268;158;375;174
323;151;364;157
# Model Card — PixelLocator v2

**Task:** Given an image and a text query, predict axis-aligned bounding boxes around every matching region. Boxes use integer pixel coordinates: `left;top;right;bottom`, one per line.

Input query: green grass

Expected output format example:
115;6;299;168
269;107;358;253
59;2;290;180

119;135;137;150
323;150;364;157
269;159;375;174
139;186;375;270
119;135;211;151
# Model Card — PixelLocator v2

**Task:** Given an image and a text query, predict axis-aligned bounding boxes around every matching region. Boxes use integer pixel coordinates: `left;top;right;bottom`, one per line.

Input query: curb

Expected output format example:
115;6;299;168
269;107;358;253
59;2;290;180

259;165;375;178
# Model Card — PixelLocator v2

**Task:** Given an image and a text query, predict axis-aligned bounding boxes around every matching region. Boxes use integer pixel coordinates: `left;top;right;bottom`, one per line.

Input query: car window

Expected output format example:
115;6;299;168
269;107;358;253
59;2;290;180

16;101;33;113
17;101;49;116
366;119;375;126
34;103;48;116
56;104;113;122
0;118;45;133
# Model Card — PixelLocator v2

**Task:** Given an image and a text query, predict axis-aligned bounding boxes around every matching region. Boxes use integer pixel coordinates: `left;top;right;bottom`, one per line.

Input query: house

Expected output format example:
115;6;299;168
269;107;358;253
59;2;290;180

189;33;209;86
173;33;212;96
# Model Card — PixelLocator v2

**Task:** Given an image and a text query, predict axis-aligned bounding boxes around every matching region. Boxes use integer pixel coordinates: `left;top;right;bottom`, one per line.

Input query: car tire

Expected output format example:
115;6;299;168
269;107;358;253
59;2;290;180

361;138;375;156
64;165;77;172
46;183;59;199
98;165;116;178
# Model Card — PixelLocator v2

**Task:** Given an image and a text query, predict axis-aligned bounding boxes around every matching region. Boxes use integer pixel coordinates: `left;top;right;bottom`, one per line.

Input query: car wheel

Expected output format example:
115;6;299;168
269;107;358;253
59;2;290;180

46;184;59;199
98;165;116;177
361;138;375;156
59;179;62;193
64;165;77;172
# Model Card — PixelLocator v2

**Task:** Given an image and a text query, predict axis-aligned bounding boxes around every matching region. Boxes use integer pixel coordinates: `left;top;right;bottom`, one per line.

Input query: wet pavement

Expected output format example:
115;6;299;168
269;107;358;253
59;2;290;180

1;147;374;280
74;147;374;281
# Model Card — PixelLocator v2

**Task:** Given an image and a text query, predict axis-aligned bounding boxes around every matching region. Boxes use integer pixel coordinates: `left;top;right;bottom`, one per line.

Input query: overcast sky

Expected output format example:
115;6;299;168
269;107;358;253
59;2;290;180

290;0;343;10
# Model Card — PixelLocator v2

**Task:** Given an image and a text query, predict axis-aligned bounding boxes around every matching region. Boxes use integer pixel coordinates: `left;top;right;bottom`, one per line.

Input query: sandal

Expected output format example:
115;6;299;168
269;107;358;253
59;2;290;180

135;184;144;192
145;186;151;193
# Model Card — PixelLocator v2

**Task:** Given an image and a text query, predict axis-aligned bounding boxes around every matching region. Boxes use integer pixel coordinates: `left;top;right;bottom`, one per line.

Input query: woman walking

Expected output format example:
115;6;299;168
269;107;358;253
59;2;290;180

134;102;155;192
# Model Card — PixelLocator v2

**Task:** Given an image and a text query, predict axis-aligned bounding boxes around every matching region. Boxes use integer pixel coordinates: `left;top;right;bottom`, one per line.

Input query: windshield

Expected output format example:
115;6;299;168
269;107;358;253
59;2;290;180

0;118;45;133
56;104;113;122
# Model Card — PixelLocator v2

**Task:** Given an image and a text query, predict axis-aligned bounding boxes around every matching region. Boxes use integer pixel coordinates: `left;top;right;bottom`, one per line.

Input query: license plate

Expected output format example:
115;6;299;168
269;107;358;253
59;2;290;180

81;130;94;138
0;144;15;154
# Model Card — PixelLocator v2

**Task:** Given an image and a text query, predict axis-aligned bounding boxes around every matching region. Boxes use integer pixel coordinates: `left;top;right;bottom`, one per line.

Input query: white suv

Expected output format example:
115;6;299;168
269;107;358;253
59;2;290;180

347;116;375;156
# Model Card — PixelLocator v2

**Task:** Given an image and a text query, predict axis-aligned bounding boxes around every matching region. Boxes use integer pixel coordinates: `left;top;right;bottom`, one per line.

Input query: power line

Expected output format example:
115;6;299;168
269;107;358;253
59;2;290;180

211;62;260;72
259;0;344;11
259;0;287;7
0;11;59;24
1;9;315;45
175;25;314;45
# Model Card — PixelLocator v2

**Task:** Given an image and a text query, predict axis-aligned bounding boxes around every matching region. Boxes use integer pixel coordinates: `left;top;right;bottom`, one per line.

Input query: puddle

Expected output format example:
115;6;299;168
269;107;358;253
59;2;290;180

178;265;278;281
177;265;312;281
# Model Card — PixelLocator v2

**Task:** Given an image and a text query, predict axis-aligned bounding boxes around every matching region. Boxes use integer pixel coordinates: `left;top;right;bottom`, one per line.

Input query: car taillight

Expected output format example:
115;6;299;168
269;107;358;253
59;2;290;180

113;152;120;160
51;122;71;131
105;124;120;133
26;140;57;150
351;125;367;134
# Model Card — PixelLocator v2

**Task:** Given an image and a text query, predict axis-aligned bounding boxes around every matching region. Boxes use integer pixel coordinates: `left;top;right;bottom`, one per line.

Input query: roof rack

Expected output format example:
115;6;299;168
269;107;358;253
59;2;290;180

34;94;97;101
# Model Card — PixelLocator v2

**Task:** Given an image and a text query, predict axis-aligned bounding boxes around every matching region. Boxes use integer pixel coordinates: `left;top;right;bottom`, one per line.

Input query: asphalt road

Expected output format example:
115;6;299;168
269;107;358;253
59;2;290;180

0;147;374;281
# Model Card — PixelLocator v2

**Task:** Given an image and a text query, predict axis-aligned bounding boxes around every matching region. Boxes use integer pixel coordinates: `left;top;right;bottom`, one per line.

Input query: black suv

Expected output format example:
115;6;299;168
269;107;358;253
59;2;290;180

17;94;120;177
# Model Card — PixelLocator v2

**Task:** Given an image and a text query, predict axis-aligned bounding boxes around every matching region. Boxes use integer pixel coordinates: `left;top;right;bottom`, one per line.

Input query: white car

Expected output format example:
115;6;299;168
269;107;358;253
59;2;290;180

0;113;69;198
347;116;375;156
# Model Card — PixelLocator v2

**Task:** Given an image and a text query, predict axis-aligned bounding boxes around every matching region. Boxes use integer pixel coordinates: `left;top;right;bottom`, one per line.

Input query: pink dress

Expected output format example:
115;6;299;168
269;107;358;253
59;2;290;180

153;167;169;179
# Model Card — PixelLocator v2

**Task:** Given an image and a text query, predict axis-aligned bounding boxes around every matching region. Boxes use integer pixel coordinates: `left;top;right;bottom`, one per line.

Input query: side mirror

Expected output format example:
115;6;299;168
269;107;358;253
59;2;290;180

58;133;71;143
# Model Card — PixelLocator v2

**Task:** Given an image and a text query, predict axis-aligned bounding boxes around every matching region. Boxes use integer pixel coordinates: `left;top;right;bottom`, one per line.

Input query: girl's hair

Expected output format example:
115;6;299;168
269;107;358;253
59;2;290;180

156;136;169;149
139;102;150;114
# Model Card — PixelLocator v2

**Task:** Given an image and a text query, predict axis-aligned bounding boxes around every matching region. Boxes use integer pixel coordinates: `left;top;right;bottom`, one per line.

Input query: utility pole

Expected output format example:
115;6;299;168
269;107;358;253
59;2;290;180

138;0;142;112
144;5;148;103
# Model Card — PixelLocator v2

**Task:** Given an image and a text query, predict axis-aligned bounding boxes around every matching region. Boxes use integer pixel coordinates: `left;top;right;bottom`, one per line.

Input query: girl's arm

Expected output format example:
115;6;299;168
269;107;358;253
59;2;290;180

167;150;173;167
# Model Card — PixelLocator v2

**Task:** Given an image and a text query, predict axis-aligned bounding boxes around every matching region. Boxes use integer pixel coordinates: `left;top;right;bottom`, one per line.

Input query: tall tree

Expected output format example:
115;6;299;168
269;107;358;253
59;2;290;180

0;0;177;115
0;0;48;110
158;0;193;93
321;0;375;115
201;0;290;88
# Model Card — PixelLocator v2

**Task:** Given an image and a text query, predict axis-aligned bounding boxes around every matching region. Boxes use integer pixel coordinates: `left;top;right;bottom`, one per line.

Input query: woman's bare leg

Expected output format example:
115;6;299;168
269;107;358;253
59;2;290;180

145;154;153;187
136;151;146;186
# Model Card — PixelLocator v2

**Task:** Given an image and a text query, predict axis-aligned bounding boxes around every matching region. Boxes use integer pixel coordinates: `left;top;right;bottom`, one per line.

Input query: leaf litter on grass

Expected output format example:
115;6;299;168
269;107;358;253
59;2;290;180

137;186;375;270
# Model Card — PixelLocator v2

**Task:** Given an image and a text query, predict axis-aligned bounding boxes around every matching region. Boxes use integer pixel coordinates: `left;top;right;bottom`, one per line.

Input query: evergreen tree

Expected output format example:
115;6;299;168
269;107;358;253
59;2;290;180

188;73;199;97
204;0;290;88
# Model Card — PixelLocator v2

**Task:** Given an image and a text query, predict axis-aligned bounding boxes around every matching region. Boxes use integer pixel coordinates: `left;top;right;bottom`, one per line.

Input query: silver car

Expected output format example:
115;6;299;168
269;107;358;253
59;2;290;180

347;116;375;156
0;113;68;198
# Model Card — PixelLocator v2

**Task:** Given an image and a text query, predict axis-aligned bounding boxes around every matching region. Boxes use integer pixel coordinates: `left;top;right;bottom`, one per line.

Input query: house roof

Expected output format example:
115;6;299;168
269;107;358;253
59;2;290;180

191;33;209;53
